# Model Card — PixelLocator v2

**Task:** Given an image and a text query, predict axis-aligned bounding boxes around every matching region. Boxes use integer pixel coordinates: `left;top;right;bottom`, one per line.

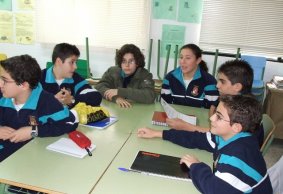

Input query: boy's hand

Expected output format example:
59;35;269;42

61;88;73;105
104;89;118;101
55;90;65;104
137;127;162;138
116;97;132;108
180;154;200;168
9;126;33;143
166;118;190;130
0;126;15;140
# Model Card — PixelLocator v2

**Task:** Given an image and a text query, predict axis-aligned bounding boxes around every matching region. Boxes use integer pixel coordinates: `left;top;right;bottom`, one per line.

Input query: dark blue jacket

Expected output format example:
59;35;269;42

0;84;78;162
161;67;219;108
41;67;102;107
163;129;273;194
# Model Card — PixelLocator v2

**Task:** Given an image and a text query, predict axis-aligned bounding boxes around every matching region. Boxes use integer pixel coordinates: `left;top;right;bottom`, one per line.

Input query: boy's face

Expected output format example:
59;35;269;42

216;73;242;96
56;55;78;78
121;53;138;76
210;102;236;140
0;67;21;98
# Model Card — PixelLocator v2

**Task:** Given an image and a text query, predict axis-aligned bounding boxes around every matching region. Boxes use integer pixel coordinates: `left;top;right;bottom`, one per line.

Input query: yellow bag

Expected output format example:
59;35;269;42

73;102;110;124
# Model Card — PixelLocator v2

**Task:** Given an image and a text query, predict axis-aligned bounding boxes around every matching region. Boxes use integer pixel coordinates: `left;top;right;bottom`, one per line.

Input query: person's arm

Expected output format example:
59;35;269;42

138;127;215;152
137;127;163;138
163;129;215;152
117;72;155;104
166;118;210;132
95;67;116;99
72;73;102;106
160;75;173;103
209;105;216;117
0;126;15;140
37;106;78;137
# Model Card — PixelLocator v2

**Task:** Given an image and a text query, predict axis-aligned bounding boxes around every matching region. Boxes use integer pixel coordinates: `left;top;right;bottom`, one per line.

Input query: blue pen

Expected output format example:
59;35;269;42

118;167;142;173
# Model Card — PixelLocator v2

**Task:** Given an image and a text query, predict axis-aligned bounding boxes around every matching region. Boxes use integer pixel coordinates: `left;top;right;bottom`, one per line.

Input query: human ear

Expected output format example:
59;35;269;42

232;123;243;133
233;83;243;93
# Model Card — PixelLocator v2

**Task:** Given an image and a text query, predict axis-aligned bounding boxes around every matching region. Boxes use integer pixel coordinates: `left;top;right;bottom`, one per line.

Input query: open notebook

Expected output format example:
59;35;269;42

130;151;191;181
46;138;96;158
151;98;197;126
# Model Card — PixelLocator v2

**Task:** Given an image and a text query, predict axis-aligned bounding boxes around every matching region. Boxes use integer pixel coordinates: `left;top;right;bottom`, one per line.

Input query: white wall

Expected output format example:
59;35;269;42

1;8;283;82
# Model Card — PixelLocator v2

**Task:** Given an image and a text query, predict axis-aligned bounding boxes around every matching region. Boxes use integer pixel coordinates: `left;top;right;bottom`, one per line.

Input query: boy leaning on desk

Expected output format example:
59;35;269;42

0;55;79;162
138;95;272;194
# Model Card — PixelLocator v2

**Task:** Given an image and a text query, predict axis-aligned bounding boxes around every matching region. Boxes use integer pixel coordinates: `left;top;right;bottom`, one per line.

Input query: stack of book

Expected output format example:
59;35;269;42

272;76;283;88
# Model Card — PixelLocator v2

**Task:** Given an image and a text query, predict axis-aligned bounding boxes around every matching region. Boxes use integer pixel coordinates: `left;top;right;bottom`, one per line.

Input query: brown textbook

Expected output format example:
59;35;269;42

151;111;168;126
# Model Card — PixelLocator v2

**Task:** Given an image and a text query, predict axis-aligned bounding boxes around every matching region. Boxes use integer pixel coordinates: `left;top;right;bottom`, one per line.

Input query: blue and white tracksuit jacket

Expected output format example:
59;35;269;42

161;67;219;108
41;67;102;107
0;84;78;162
163;129;273;194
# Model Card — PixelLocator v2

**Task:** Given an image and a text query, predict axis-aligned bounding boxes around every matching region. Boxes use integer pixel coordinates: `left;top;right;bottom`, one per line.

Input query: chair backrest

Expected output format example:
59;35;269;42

241;55;266;81
46;59;90;79
268;155;283;194
0;53;7;61
260;114;276;156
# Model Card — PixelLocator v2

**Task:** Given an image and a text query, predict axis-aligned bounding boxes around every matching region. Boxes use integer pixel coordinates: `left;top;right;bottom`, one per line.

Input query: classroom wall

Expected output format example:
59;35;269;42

1;5;283;82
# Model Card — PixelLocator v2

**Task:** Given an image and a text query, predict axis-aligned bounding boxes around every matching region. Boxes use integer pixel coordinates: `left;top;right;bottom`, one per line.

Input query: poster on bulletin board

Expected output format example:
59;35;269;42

178;0;204;23
0;11;13;43
161;24;185;58
0;0;12;11
152;0;177;20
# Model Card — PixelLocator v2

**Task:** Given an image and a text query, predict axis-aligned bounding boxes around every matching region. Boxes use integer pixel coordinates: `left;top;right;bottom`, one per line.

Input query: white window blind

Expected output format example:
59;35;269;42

199;0;283;58
36;0;150;49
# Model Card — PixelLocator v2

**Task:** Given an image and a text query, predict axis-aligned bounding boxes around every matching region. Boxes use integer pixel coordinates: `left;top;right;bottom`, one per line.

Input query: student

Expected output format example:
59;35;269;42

40;43;102;108
95;44;155;108
167;59;254;132
161;44;219;116
0;55;78;162
138;95;273;194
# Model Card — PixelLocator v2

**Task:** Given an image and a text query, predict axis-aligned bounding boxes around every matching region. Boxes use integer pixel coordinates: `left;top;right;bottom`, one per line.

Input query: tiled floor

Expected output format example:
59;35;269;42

264;138;283;168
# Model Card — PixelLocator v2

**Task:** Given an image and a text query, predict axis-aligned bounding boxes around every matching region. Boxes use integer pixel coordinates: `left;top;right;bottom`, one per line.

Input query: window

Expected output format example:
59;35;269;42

199;0;283;58
36;0;150;49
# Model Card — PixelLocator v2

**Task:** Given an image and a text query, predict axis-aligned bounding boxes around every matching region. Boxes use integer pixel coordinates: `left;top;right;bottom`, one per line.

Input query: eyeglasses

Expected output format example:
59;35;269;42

0;77;16;85
122;59;136;65
215;113;230;123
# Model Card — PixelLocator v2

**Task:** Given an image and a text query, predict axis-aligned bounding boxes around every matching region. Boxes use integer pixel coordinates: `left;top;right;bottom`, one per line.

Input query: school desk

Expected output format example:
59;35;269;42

0;100;211;194
91;104;212;194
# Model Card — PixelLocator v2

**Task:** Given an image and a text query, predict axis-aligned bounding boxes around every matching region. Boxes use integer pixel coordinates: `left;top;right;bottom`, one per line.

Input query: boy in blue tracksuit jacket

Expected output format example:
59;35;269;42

0;55;78;162
138;95;272;194
40;43;102;108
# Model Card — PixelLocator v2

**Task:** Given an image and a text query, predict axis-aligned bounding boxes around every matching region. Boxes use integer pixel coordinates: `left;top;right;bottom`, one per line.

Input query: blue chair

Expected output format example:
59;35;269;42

241;55;266;102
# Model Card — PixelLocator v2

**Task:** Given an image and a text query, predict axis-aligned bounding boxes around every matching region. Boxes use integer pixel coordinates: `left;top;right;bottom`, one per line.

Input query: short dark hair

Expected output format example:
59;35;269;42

0;55;41;89
218;60;253;94
52;43;80;64
220;95;262;132
180;44;208;72
116;44;145;68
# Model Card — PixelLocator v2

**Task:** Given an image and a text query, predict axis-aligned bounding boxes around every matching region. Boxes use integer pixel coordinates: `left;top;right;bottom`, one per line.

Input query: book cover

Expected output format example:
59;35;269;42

46;138;96;158
152;111;168;126
130;151;191;182
80;116;118;129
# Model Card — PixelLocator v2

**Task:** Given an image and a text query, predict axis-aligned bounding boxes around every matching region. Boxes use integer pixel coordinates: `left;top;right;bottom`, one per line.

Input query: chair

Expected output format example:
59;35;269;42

260;114;276;156
268;155;283;194
0;53;7;61
46;59;90;79
241;55;266;102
